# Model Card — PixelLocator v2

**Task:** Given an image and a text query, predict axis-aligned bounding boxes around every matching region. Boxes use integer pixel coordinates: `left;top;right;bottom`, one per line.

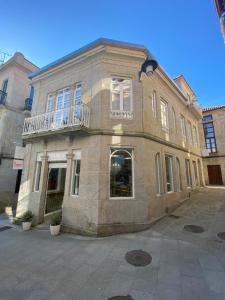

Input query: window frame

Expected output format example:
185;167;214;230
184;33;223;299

165;155;174;193
187;120;193;145
160;98;169;130
172;107;176;130
176;157;182;191
185;159;192;187
110;77;133;113
109;147;134;200
180;115;187;141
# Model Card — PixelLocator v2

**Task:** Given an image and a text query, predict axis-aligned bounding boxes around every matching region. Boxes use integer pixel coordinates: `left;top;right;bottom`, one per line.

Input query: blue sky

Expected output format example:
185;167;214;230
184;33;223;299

1;0;224;107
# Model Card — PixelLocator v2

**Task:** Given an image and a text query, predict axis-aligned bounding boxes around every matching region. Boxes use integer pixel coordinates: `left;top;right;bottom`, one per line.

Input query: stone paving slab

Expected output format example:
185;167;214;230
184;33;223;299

1;187;225;299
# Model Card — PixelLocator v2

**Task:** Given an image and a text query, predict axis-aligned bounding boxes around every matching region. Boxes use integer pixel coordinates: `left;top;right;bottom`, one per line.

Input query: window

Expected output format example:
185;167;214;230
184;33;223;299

34;162;42;191
152;91;157;118
74;82;82;119
176;158;182;191
187;121;193;145
111;78;132;112
72;159;81;196
203;114;217;153
165;155;174;192
172;107;176;129
193;161;198;186
160;99;169;129
185;159;192;187
2;79;8;92
56;88;70;126
180;115;186;140
155;153;162;195
46;94;54;112
193;126;198;147
110;149;133;198
48;168;61;191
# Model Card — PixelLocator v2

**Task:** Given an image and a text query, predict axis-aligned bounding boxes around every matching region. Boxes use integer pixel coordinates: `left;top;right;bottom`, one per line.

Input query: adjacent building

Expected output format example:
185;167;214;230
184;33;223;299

200;105;225;185
16;38;204;236
0;52;37;210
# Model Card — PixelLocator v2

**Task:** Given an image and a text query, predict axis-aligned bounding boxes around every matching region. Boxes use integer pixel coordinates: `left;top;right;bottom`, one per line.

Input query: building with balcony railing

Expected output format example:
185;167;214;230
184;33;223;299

16;38;204;236
0;52;37;210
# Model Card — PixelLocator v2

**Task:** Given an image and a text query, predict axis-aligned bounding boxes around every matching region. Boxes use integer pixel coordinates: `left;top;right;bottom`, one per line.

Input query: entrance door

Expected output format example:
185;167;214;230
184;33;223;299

207;165;223;185
45;163;67;214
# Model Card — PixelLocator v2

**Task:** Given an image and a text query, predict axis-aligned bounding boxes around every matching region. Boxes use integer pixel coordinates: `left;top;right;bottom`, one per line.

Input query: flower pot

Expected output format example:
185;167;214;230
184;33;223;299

50;224;61;236
22;222;31;231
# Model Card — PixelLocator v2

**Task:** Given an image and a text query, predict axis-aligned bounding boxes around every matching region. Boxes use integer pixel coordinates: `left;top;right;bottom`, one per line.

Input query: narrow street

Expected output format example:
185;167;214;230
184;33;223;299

1;187;225;300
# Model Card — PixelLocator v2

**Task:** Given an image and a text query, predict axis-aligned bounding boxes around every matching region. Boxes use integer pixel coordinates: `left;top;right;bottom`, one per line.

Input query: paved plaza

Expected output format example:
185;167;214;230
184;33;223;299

1;187;225;300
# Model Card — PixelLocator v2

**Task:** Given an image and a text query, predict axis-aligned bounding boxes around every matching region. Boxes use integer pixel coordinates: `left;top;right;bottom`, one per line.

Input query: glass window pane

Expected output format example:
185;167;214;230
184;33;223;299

165;156;173;192
72;159;81;195
110;149;133;197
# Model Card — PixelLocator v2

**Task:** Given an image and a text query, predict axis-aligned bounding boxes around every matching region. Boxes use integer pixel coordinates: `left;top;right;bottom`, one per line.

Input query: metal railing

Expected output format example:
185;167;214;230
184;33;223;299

0;90;7;105
23;103;90;135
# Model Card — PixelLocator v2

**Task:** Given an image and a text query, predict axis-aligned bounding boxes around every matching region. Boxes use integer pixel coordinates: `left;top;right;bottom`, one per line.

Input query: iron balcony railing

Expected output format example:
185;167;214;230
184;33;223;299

23;103;90;135
0;90;7;105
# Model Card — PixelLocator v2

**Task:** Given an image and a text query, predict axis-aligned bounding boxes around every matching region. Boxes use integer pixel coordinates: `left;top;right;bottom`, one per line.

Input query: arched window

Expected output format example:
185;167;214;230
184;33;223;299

110;149;133;198
176;157;182;191
155;153;162;195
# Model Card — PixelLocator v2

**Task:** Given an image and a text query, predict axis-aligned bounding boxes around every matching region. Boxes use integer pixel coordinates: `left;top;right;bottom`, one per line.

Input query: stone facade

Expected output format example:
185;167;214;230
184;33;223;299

0;53;37;209
200;106;225;185
16;39;204;236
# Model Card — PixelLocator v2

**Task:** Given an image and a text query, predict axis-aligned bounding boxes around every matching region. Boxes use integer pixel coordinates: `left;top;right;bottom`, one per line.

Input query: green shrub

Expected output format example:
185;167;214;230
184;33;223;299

21;211;34;222
50;213;62;226
13;217;22;225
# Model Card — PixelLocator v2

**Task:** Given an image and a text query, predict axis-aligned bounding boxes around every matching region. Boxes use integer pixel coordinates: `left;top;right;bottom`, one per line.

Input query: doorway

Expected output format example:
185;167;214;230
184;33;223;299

45;163;66;214
207;165;223;185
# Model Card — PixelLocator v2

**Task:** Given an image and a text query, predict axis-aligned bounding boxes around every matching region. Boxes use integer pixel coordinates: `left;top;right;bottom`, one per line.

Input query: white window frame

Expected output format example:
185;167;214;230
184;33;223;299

160;98;169;130
46;94;54;112
152;91;157;118
110;77;133;116
180;115;187;141
109;148;134;199
34;161;42;192
71;159;81;196
56;88;70;110
155;153;162;195
165;155;174;193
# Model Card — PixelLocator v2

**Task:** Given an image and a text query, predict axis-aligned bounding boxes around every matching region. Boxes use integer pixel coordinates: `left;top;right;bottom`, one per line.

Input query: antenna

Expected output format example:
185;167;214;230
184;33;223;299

0;50;12;64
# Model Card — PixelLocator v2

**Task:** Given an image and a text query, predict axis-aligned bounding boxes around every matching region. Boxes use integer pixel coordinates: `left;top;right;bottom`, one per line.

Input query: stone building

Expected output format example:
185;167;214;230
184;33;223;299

200;105;225;185
16;38;204;236
0;52;37;210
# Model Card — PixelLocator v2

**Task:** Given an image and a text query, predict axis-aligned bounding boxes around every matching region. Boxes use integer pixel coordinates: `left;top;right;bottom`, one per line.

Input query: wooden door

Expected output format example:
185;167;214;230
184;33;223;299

207;165;223;185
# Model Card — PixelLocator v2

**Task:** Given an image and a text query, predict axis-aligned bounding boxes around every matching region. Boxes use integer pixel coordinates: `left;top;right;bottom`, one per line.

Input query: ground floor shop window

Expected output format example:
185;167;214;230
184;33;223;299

165;155;174;192
110;148;133;198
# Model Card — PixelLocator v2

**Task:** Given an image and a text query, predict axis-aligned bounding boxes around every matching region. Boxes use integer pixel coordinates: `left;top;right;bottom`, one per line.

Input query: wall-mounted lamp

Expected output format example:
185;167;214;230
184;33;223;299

139;57;158;81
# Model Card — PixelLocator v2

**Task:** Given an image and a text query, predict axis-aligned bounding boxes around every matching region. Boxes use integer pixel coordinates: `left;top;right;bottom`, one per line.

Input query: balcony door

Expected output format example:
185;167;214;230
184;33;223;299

55;88;70;127
45;162;67;214
73;83;82;122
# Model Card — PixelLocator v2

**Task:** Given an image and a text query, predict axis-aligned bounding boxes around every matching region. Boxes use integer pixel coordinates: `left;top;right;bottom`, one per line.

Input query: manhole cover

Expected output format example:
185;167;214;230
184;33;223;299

0;226;12;232
125;249;152;267
183;225;204;233
217;232;225;241
108;296;134;300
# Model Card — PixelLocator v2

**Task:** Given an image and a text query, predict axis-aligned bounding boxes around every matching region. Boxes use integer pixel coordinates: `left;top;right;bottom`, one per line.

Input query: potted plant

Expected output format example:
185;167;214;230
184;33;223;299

50;213;62;236
21;211;34;231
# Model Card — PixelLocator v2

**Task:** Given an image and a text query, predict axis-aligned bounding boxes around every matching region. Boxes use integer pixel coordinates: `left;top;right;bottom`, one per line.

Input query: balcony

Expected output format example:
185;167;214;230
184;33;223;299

0;90;7;105
110;110;133;119
22;103;90;136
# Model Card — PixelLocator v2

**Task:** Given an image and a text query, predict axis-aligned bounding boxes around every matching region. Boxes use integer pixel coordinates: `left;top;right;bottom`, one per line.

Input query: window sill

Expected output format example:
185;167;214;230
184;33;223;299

109;197;135;200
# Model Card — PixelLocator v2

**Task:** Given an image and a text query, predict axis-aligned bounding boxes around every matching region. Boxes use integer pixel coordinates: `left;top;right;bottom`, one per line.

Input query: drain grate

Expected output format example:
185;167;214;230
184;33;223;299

125;249;152;267
0;226;12;232
108;296;134;300
217;232;225;242
169;214;180;219
183;225;204;234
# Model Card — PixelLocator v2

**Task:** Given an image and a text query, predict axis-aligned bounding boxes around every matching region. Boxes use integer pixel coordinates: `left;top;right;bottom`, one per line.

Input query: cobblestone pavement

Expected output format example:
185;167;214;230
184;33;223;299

1;187;225;300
